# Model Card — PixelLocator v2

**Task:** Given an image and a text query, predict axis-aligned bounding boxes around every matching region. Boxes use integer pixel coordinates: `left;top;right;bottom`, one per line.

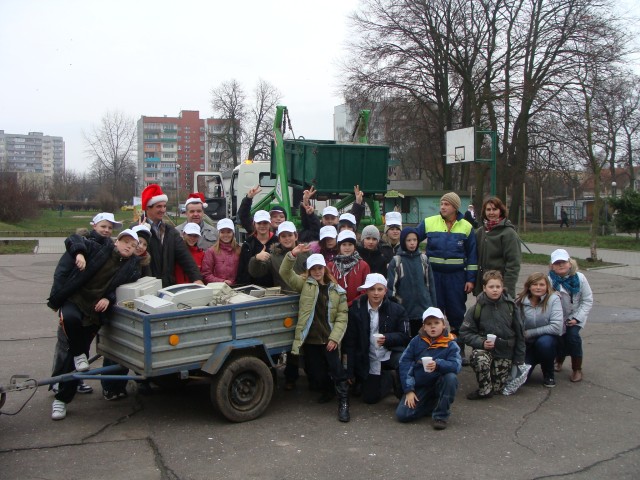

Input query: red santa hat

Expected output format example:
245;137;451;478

141;184;168;210
184;192;208;209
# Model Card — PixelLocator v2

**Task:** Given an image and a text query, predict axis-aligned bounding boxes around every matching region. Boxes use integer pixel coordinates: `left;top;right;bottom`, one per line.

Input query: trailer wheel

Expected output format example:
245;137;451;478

210;355;274;423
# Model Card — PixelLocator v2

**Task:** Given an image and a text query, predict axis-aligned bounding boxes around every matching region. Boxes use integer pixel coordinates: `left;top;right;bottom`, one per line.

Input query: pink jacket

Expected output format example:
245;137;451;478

201;241;240;285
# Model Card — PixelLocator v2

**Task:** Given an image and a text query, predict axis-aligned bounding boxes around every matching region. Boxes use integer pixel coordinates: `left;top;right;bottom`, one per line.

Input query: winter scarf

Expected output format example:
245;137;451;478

549;270;581;298
484;218;503;232
332;251;362;280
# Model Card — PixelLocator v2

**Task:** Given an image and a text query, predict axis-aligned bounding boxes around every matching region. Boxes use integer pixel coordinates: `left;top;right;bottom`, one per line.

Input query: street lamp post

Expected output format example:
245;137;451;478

176;163;181;217
612;181;617;198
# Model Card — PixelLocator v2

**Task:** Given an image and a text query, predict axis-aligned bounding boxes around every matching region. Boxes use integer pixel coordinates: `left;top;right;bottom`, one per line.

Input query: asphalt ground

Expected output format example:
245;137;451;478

0;252;639;480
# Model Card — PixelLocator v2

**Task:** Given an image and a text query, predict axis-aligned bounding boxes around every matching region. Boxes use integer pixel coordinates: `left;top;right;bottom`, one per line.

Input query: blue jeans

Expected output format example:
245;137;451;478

396;372;458;422
557;325;583;359
525;334;558;378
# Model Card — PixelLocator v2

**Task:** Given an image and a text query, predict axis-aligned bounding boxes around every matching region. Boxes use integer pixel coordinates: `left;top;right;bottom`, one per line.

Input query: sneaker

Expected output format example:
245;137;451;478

103;389;128;401
51;399;66;420
73;354;89;372
466;390;494;400
77;382;94;394
543;377;556;388
433;419;448;430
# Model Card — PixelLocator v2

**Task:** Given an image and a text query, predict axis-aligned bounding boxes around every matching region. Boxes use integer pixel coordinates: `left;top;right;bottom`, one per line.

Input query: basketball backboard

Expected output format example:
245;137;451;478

446;127;475;164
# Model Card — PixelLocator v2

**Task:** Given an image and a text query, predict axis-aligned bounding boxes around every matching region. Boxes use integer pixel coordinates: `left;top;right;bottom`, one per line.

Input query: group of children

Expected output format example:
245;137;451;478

46;199;592;429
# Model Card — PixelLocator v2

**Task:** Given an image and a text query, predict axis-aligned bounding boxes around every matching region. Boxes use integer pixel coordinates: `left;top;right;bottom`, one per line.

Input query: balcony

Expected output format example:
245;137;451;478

144;157;160;162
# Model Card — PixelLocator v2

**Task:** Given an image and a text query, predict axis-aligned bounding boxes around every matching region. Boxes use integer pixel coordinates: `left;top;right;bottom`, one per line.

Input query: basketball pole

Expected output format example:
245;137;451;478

476;129;497;196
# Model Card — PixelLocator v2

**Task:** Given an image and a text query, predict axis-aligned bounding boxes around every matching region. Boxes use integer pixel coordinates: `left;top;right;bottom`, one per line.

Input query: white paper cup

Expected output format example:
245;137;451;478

421;356;433;372
373;333;384;338
487;334;497;343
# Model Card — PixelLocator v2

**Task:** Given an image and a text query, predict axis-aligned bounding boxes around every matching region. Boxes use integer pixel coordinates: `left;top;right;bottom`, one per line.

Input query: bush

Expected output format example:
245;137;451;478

0;172;41;222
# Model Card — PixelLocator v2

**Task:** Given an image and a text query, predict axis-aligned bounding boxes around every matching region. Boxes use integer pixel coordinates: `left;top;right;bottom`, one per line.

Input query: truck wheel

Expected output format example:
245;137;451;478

211;356;274;423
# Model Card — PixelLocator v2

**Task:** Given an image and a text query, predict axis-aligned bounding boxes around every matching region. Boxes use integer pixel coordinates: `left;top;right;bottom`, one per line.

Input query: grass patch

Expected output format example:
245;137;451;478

522;252;616;269
519;231;640;251
0;240;38;254
0;209;139;236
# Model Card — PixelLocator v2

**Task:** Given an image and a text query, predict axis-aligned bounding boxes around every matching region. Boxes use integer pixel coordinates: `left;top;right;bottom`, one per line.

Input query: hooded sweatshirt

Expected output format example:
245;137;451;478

386;227;437;320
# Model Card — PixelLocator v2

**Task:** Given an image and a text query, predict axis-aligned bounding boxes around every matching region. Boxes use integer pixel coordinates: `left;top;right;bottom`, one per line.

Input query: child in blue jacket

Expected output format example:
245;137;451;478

396;307;461;430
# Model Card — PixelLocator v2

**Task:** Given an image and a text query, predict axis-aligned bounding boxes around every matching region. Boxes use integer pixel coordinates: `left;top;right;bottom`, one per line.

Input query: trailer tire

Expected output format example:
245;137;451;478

211;355;274;423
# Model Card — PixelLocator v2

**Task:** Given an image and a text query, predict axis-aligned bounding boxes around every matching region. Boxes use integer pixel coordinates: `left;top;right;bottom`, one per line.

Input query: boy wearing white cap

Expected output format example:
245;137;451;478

298;185;366;242
47;229;141;420
380;211;403;263
343;274;410;404
396;307;461;430
279;243;351;422
50;211;124;396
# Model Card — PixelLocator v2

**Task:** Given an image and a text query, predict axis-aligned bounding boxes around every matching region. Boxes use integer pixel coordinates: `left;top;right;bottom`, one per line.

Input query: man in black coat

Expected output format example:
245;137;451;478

141;184;203;287
343;273;410;404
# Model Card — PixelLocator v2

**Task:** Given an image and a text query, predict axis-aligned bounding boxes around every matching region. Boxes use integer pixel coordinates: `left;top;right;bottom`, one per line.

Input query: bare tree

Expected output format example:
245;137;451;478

84;110;137;209
211;80;246;168
246;79;281;161
620;76;640;188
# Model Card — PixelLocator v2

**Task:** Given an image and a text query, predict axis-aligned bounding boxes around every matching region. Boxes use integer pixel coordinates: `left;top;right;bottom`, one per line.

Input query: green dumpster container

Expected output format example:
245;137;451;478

271;139;390;195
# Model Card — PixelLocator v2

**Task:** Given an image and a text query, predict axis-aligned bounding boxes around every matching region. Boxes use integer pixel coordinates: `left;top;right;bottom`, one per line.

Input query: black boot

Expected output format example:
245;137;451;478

336;381;350;423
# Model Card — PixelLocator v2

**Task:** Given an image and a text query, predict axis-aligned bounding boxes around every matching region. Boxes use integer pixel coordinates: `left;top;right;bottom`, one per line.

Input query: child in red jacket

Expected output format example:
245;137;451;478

174;223;205;284
328;230;370;306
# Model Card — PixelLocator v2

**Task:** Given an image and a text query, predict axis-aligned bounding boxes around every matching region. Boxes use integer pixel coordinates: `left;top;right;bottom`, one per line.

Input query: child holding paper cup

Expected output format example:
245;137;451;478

395;307;461;430
459;270;525;400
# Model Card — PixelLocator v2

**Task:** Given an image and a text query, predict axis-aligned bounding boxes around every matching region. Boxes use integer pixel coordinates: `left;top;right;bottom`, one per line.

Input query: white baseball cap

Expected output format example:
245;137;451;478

276;221;297;236
422;307;445;321
385;212;402;227
357;273;388;291
91;212;123;229
183;223;201;236
337;230;357;244
319;225;337;241
116;229;139;242
306;253;326;269
253;210;271;223
339;213;356;225
132;224;151;239
551;249;570;264
217;218;235;232
322;206;339;217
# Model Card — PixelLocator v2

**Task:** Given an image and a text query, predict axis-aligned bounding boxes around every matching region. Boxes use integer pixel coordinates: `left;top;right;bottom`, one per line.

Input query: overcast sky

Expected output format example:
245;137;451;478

0;0;359;172
2;0;639;175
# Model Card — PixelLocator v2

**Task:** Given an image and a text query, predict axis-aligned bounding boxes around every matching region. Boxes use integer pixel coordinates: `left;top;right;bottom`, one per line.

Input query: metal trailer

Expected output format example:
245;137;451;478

1;294;300;423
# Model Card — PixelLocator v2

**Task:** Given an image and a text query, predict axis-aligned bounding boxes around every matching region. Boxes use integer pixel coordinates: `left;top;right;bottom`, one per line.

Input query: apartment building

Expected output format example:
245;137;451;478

136;110;232;198
0;130;65;179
